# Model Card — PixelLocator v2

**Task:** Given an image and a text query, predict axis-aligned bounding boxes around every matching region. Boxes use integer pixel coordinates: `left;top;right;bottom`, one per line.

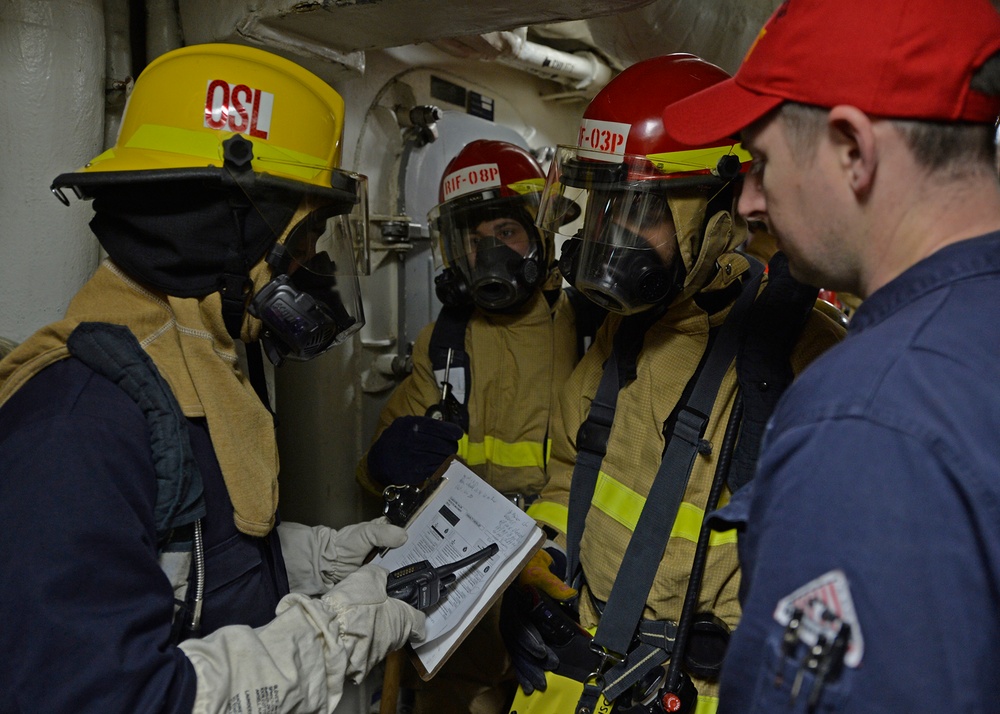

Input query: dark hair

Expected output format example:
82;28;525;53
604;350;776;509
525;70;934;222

778;53;1000;176
776;103;827;160
892;54;999;173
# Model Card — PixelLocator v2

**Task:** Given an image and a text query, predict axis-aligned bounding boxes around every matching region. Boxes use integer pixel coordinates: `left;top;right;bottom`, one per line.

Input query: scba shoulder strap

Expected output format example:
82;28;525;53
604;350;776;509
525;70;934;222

427;288;606;433
66;322;207;643
66;322;206;544
588;262;764;677
565;285;608;359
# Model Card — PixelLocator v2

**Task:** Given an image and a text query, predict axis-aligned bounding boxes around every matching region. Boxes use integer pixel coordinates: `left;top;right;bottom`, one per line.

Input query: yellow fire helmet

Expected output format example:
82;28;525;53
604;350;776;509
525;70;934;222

51;42;357;204
50;43;371;362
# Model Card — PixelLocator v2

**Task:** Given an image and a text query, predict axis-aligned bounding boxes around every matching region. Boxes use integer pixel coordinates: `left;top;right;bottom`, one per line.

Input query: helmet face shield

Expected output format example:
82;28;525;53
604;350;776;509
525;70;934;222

242;171;369;365
427;139;575;312
539;145;684;314
537;145;606;241
429;192;545;312
280;171;370;279
535;55;759;314
574;186;682;314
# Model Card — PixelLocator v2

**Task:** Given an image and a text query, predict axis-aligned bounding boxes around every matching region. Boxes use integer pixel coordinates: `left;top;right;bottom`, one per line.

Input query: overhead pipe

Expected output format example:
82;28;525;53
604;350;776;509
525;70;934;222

492;28;613;94
432;26;613;98
236;15;366;75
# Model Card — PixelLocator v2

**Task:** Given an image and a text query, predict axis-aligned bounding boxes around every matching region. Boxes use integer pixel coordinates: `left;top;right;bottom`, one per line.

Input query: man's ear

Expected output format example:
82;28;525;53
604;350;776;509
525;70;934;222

827;105;877;197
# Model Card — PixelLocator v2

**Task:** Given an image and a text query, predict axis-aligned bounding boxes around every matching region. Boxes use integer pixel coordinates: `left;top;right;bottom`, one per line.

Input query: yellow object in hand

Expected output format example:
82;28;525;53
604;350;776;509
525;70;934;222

518;549;577;601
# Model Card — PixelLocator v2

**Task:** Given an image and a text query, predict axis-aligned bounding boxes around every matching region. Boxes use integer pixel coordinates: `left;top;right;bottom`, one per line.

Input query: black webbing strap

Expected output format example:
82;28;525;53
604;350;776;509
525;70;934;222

427;304;474;432
564;308;661;588
565;285;608;359
244;341;276;423
565;347;620;588
590;261;764;703
66;322;206;547
602;642;672;703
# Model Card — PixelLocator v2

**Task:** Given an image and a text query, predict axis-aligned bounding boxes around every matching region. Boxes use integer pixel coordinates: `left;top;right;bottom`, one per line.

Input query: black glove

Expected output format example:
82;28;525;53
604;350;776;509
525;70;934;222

500;583;598;696
367;415;463;487
500;584;559;695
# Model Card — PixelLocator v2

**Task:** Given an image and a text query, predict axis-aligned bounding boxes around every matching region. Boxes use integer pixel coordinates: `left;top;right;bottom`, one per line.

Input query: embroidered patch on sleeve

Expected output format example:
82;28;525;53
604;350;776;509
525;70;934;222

773;569;864;667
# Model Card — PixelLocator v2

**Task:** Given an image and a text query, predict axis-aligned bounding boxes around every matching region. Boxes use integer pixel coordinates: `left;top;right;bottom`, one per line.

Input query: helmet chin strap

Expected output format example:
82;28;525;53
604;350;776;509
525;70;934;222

219;185;257;342
219;220;255;341
219;134;267;342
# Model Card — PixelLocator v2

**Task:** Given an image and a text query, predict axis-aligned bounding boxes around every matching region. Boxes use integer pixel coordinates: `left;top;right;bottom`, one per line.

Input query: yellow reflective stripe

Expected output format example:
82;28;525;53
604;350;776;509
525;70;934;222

645;144;752;175
123;125;224;164
507;177;545;194
455;434;545;468
86;148;117;165
592;472;737;546
710;510;737;543
117;125;332;181
592;472;645;531
695;694;719;714
527;500;569;534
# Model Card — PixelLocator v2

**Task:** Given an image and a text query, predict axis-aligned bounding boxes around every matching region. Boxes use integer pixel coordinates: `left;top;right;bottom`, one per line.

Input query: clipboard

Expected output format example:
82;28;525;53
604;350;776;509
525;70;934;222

373;455;545;679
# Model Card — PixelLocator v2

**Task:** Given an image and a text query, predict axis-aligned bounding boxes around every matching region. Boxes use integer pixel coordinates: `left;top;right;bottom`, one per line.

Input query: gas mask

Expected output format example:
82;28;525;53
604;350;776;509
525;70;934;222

560;189;684;315
248;199;366;366
464;228;542;311
431;197;545;313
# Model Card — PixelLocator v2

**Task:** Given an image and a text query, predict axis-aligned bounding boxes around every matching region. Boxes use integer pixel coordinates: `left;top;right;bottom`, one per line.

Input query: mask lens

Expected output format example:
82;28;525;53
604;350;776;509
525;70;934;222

429;193;544;311
291;213;365;343
589;190;674;250
574;187;679;315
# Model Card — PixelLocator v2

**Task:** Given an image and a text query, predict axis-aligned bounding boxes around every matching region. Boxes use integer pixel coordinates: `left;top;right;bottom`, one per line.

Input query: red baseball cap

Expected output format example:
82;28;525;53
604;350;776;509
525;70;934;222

661;0;1000;145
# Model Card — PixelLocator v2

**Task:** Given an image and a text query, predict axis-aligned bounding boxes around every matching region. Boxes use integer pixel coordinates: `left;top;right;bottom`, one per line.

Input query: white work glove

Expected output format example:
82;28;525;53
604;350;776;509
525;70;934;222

321;563;426;682
277;517;408;595
180;564;425;714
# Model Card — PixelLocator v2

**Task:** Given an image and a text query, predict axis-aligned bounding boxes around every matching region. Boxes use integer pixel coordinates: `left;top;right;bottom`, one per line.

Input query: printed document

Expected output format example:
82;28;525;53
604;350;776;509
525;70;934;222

373;457;544;678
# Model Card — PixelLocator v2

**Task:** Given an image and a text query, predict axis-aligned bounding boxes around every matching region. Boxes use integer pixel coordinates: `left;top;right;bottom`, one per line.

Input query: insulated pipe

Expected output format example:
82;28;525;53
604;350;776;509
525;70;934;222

103;0;131;152
0;0;105;342
145;0;184;63
492;29;613;94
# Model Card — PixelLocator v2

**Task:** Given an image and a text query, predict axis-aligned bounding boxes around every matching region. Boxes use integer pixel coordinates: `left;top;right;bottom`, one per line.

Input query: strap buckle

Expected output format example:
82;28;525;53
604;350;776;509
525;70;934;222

669;406;713;455
576;419;611;457
585;642;625;686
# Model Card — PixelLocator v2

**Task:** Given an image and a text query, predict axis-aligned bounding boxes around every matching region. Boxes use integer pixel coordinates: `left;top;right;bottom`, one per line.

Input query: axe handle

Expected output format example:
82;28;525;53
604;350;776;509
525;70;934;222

379;649;405;714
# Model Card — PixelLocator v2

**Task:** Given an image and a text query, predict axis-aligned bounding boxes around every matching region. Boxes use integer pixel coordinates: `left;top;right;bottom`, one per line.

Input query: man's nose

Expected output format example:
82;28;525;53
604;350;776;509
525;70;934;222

737;178;766;223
